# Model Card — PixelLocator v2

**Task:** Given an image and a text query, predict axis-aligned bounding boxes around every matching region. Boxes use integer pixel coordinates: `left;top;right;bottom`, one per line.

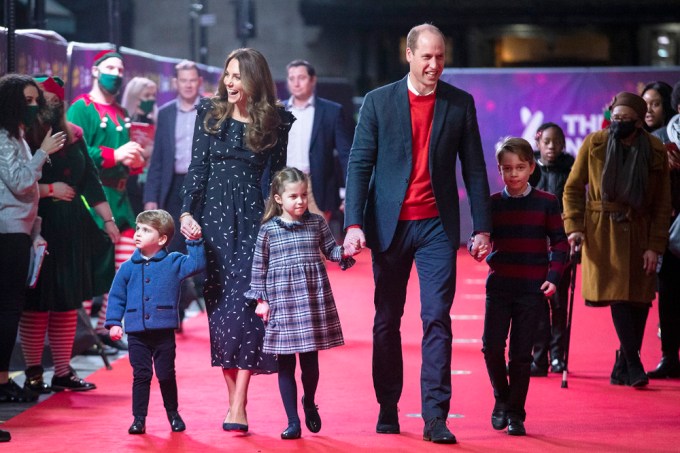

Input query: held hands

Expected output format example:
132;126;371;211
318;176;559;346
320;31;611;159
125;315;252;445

642;250;659;275
144;202;158;210
343;228;366;256
180;214;202;240
109;326;123;342
114;141;145;169
541;281;557;297
40;128;67;155
255;300;270;322
469;233;491;261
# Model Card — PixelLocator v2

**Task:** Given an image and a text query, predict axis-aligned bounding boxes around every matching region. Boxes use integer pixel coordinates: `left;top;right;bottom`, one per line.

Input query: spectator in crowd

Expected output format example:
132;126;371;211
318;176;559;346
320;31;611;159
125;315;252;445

283;59;353;222
342;23;491;444
121;76;158;215
179;48;293;431
562;92;671;388
67;50;145;351
20;75;119;394
648;81;680;379
641;81;674;137
528;122;575;376
0;74;65;411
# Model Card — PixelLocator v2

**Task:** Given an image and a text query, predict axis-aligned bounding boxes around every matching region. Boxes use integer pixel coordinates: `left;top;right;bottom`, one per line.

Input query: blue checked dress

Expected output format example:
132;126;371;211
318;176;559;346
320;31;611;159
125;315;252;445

182;99;293;372
244;213;353;354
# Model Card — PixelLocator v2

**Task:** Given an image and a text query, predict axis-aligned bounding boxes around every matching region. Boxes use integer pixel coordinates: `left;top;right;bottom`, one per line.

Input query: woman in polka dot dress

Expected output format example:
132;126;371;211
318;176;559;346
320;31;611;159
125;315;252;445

179;48;294;432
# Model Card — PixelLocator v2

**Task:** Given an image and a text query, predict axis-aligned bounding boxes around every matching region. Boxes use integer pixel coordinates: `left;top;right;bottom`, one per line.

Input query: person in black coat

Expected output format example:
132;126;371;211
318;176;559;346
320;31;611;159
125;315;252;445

528;122;575;376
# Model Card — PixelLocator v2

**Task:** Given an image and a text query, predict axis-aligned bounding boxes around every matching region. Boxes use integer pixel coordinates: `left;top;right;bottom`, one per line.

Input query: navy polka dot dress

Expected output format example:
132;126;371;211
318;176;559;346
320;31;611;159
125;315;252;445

182;99;293;373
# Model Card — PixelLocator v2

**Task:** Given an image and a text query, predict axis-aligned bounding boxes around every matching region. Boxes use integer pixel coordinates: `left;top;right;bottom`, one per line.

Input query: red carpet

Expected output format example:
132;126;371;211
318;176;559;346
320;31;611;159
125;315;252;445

4;249;680;452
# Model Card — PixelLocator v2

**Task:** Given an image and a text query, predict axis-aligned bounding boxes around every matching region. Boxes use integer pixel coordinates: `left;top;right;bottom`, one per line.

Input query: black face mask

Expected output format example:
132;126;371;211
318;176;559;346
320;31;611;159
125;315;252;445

610;120;638;140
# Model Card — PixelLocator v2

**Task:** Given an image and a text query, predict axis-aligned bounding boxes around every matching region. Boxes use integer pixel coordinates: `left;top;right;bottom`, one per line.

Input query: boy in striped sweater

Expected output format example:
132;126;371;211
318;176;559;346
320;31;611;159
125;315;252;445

480;137;569;436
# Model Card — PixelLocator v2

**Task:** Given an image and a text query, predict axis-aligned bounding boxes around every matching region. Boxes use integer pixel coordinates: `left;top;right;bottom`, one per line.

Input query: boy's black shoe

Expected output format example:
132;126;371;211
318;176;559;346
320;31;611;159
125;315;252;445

0;429;10;442
129;416;146;434
491;409;508;430
24;365;51;394
167;411;186;432
507;418;526;436
423;417;457;444
376;405;400;434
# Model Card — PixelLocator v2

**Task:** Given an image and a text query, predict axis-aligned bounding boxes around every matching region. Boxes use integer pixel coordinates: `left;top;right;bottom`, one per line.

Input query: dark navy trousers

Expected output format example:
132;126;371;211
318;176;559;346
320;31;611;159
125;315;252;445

371;217;457;422
128;329;178;417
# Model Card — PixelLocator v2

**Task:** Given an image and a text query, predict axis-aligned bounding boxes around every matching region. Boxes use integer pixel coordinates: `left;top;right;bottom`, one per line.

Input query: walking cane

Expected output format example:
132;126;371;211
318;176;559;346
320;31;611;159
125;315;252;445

561;241;582;389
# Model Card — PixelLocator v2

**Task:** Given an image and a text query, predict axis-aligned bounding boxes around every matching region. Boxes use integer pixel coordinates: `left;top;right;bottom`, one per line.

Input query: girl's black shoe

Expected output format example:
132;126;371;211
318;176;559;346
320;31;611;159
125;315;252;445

302;396;321;433
281;423;301;439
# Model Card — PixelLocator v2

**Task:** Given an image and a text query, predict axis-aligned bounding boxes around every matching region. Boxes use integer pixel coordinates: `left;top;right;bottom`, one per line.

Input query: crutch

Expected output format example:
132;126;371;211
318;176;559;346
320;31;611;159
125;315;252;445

561;242;581;389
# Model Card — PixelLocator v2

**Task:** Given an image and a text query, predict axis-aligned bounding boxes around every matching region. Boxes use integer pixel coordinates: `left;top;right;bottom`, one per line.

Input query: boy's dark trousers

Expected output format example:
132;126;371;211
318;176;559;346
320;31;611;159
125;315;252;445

533;263;571;369
482;289;542;421
128;329;178;417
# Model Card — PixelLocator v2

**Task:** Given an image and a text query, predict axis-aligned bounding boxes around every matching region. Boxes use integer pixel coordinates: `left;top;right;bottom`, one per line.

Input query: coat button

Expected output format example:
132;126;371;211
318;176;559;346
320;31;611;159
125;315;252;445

145;314;150;320
145;262;150;266
144;296;149;301
145;278;150;283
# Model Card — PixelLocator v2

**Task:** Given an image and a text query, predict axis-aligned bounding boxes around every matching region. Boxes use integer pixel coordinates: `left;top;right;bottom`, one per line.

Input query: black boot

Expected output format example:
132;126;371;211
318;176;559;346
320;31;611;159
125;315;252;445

610;350;629;385
647;356;680;379
24;365;51;394
624;350;648;388
167;411;186;432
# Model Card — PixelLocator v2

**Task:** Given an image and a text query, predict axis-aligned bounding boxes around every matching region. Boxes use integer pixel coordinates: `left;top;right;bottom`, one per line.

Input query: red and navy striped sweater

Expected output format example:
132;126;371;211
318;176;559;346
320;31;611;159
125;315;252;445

486;188;569;294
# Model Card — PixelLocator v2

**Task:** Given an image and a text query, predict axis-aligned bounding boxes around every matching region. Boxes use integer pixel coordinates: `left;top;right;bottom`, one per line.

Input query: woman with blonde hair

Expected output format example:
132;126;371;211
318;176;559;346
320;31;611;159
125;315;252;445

179;48;294;431
121;77;157;214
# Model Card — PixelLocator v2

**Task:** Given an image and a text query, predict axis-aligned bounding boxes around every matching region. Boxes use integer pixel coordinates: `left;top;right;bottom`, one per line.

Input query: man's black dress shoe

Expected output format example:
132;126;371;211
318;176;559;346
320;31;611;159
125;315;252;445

376;405;400;434
507;418;526;436
222;422;248;432
423;417;457;444
491;410;508;430
0;429;10;442
647;356;680;379
302;396;321;433
167;411;186;432
281;423;302;439
129;416;146;435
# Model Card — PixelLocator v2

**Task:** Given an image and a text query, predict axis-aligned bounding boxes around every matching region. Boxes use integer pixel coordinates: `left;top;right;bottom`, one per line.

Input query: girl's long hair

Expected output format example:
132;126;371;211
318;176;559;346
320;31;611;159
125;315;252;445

204;48;281;153
262;167;308;223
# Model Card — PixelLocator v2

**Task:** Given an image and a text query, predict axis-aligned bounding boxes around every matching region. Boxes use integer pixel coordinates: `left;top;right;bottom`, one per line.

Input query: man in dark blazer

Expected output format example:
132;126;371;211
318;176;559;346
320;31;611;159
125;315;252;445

144;60;202;253
343;24;492;444
283;60;353;220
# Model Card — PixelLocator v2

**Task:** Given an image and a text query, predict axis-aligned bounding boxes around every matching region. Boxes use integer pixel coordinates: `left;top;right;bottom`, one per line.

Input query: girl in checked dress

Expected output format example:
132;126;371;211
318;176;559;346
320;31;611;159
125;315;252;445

245;167;354;440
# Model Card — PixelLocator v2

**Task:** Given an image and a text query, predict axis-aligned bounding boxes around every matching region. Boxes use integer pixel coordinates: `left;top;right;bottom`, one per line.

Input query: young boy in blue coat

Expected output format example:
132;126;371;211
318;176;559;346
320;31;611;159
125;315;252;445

105;209;206;435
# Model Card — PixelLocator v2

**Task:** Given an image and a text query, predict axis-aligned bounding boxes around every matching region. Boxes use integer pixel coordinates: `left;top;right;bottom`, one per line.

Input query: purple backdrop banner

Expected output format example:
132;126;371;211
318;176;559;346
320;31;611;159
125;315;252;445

440;67;680;239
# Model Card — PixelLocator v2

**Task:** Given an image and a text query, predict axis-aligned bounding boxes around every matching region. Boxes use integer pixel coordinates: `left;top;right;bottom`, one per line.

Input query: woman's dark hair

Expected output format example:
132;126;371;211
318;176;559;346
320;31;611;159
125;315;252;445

204;48;282;152
641;81;674;131
0;74;45;140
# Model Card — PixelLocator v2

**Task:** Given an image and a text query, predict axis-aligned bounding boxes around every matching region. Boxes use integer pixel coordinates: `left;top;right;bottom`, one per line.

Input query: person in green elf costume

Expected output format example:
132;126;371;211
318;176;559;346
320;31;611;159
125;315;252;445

67;50;145;350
